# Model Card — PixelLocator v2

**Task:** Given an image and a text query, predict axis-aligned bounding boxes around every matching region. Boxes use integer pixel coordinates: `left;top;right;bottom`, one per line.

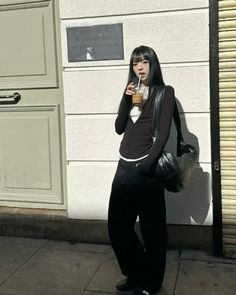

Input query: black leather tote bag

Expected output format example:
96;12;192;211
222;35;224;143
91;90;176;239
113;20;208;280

152;86;198;192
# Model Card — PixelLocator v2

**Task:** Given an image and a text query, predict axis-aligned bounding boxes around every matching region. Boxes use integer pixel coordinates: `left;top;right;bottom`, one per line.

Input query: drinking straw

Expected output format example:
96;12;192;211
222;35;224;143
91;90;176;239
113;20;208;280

137;75;141;91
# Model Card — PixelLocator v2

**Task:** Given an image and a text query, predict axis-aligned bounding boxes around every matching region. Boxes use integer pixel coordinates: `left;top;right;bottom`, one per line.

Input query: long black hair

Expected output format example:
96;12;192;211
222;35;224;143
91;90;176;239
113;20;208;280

127;45;165;88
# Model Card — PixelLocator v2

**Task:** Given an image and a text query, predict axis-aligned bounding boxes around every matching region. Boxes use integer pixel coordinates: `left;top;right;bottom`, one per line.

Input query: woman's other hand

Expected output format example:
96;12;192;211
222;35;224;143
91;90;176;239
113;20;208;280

136;160;153;177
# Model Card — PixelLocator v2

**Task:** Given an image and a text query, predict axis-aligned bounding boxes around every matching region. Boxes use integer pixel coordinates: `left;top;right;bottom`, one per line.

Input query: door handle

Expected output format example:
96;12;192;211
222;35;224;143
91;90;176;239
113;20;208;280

0;92;21;105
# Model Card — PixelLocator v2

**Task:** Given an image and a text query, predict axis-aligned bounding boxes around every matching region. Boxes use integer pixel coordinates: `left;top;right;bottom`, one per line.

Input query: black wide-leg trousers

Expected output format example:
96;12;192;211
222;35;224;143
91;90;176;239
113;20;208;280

108;159;167;292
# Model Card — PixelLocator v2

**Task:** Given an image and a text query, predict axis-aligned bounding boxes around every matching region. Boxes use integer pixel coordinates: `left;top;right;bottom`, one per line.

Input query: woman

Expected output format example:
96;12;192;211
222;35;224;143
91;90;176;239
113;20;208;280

108;45;175;295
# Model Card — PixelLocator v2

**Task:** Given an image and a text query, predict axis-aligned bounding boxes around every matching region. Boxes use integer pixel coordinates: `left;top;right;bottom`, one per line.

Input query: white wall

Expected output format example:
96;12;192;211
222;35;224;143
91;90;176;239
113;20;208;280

59;0;211;225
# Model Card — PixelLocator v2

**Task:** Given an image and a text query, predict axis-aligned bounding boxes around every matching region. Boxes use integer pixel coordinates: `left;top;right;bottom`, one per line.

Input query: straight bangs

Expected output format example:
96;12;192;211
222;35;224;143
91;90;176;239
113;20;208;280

131;50;151;64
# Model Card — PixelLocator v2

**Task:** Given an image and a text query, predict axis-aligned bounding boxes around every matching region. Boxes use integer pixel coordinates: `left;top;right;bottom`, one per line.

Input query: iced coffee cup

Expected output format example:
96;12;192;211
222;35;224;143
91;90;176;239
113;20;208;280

132;90;143;105
132;76;143;105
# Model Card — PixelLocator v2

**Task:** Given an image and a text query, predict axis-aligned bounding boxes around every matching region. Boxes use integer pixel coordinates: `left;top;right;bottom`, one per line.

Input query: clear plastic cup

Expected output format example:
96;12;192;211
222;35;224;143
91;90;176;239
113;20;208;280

132;86;143;105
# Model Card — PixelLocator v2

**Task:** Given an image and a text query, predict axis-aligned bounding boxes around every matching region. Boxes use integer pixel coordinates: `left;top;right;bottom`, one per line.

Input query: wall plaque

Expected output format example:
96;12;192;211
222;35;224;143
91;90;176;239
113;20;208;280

66;23;124;62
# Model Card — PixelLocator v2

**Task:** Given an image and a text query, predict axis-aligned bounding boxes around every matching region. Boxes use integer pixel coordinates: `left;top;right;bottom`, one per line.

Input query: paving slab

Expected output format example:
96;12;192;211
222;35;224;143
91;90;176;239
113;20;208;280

158;251;180;295
181;250;236;264
175;260;236;295
0;246;106;295
0;236;46;284
87;250;180;295
1;236;235;295
44;240;111;254
86;251;122;293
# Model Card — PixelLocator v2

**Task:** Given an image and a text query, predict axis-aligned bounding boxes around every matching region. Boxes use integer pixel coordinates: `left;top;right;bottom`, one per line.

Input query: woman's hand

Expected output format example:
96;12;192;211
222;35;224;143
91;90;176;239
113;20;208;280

136;160;153;177
125;82;136;96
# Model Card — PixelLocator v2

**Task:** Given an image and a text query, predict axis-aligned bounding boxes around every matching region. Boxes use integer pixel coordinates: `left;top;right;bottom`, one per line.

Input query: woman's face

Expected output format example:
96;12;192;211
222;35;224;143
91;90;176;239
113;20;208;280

132;55;150;85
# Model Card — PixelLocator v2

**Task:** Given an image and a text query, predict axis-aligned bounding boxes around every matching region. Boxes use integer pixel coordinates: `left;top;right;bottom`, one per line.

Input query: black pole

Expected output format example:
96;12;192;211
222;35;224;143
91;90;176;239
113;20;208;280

209;0;223;256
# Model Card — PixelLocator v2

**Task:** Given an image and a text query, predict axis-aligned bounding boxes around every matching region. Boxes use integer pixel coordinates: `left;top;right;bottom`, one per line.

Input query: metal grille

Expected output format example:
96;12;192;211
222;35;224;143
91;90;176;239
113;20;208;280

219;0;236;257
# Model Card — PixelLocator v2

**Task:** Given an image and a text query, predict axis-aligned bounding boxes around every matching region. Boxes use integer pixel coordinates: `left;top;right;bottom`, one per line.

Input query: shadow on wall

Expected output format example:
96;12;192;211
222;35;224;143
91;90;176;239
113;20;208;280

165;98;211;225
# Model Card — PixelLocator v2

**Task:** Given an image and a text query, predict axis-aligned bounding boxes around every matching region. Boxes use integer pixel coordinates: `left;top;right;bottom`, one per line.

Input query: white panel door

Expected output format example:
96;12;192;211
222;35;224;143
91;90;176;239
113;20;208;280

0;0;66;208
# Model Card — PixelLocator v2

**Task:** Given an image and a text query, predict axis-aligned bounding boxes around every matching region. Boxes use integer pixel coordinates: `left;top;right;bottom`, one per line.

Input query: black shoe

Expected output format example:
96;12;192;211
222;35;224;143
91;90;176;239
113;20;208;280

130;288;151;295
116;278;137;292
130;286;160;295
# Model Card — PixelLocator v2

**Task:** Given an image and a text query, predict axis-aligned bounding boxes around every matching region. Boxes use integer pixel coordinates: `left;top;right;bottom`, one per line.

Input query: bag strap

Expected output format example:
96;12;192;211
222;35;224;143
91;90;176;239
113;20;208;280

152;86;184;156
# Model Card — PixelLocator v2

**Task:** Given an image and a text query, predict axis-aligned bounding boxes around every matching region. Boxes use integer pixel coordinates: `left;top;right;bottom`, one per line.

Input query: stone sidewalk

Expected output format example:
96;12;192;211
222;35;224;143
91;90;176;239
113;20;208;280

0;236;235;295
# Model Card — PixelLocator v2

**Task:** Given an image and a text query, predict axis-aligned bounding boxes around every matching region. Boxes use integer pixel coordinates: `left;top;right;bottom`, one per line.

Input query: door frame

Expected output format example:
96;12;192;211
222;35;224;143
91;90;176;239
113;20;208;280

209;0;223;256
